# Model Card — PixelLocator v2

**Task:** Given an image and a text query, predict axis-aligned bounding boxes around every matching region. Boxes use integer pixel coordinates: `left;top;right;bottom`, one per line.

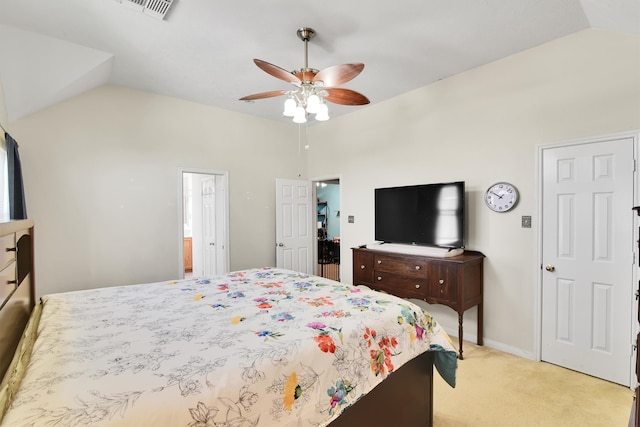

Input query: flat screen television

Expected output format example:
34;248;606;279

375;181;465;249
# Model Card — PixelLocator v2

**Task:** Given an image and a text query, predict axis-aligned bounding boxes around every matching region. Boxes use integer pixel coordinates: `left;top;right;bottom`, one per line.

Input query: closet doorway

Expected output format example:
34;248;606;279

179;169;229;279
314;178;341;281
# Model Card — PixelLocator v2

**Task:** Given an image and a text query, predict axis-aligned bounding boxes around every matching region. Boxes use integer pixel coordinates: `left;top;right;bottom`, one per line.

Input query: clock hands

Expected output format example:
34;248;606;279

486;182;518;212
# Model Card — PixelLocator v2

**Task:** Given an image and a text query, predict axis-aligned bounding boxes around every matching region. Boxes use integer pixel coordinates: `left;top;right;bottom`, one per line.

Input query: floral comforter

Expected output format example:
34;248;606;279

1;268;457;427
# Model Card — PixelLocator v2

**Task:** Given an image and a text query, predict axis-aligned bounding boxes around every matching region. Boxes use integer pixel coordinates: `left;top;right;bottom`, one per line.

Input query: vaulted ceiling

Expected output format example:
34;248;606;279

0;0;638;123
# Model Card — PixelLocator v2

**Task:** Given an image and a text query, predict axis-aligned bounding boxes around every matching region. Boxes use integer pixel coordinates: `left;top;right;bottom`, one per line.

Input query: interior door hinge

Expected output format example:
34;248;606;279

634;158;637;172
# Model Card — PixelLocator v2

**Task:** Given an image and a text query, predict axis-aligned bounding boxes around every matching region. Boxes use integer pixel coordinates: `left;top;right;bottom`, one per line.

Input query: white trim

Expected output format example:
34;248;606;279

177;167;230;279
535;130;640;387
632;134;640;389
441;327;536;360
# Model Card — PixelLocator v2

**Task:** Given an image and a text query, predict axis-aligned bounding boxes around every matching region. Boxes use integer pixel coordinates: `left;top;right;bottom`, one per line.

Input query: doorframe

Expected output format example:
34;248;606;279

534;130;640;384
177;167;230;279
310;175;342;277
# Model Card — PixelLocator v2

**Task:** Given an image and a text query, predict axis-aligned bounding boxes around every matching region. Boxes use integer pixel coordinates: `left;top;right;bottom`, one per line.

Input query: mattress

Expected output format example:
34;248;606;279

0;267;457;426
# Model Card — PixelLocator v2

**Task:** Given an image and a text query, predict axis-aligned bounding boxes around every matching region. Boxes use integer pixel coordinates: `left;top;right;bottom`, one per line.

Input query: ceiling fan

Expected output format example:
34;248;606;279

239;27;370;123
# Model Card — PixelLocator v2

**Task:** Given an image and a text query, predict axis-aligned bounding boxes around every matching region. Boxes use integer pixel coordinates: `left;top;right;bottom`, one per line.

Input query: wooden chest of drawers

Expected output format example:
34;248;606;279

352;247;484;359
0;220;34;383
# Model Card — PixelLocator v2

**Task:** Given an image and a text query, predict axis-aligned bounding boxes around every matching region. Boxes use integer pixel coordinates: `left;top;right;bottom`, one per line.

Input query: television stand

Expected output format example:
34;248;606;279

368;243;463;258
352;246;484;359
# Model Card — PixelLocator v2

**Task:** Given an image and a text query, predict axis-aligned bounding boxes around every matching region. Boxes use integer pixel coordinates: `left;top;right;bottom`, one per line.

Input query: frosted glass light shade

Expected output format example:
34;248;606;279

292;106;307;123
283;98;296;117
315;103;329;121
306;94;320;113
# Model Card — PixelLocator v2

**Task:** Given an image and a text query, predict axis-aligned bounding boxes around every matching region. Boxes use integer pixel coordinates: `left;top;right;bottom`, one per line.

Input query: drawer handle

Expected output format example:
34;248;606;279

414;284;420;289
377;260;382;264
439;279;445;285
377;276;382;281
360;265;365;270
5;247;16;252
415;265;421;270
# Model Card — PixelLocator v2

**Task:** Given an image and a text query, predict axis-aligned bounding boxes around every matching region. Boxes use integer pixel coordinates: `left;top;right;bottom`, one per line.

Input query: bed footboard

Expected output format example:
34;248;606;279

328;351;434;427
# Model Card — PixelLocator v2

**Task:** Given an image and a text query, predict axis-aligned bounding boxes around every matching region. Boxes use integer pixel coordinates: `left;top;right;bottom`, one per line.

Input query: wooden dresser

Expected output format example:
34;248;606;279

352;247;484;359
0;220;35;382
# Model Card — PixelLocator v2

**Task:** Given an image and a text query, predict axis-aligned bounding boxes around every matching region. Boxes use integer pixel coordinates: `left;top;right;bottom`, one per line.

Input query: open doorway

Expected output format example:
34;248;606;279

314;178;341;281
179;169;230;279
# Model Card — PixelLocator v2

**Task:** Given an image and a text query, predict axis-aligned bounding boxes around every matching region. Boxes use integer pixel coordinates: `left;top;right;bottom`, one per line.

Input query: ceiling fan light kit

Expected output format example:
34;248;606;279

240;27;370;124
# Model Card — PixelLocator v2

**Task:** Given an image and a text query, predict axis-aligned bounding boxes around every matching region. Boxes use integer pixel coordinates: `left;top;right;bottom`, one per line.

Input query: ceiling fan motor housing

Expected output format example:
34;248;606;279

297;27;316;42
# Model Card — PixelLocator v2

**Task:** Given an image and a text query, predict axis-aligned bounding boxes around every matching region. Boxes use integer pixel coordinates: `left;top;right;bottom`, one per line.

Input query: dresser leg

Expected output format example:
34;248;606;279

458;313;464;360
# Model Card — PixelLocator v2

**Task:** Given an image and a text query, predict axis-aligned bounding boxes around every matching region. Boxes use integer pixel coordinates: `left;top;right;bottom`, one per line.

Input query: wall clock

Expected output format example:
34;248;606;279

485;182;519;212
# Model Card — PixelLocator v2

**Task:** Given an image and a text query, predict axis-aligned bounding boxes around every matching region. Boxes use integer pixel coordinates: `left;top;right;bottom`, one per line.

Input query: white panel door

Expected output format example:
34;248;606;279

275;179;313;274
541;137;634;386
214;174;228;274
202;177;217;277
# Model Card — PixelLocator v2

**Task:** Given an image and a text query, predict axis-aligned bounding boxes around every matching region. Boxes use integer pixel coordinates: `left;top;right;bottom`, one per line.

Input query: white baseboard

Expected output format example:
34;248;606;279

442;326;536;361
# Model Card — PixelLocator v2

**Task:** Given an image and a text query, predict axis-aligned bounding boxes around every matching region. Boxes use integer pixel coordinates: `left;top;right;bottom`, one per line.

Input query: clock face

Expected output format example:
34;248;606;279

485;182;518;212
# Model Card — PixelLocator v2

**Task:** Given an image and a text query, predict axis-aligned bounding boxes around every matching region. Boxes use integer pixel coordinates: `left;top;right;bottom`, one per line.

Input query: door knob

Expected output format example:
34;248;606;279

277;243;284;247
545;265;555;272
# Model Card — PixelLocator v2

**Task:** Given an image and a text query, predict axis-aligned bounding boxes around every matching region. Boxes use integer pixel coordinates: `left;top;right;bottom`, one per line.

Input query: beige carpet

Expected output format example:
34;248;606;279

433;342;634;426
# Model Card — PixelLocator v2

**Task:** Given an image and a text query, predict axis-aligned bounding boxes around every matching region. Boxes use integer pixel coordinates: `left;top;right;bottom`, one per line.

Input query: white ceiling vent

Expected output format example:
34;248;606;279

117;0;174;20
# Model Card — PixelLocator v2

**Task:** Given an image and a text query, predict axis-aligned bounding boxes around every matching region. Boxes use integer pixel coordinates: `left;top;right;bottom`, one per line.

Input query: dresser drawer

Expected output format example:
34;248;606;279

427;262;458;303
0;260;16;307
372;271;427;300
353;250;374;285
0;233;16;269
374;254;427;278
0;233;16;271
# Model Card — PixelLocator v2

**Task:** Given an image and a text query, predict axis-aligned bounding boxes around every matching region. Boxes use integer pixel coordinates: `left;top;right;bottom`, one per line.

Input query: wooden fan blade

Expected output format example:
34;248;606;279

254;59;301;84
239;90;287;101
324;88;370;106
314;63;364;87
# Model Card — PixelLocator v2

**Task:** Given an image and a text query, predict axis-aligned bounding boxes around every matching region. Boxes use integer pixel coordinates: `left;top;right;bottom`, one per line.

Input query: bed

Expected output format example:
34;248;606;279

0;220;457;426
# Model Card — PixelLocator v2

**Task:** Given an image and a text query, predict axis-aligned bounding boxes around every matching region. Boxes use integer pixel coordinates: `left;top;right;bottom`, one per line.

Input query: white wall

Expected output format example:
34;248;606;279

307;29;640;357
10;85;306;296
0;80;7;130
